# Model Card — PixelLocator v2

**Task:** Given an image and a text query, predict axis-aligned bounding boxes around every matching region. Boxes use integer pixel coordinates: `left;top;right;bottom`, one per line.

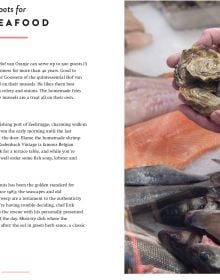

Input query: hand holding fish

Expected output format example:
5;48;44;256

167;28;220;133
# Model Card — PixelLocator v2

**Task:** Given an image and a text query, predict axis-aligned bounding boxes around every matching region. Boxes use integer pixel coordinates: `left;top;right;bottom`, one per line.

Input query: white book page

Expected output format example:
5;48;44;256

0;1;123;279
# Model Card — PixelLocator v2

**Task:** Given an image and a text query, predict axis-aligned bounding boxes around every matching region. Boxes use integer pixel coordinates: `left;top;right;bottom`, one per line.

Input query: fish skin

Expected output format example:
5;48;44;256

125;111;220;170
185;210;220;245
125;231;189;273
138;264;175;274
125;184;211;214
125;77;175;93
125;165;208;186
124;68;174;79
154;196;217;226
125;77;153;93
133;211;176;238
186;244;220;273
125;77;180;126
158;229;202;270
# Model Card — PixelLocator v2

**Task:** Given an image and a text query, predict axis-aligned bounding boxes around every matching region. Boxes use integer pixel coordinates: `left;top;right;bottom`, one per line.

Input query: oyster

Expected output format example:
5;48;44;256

174;46;220;116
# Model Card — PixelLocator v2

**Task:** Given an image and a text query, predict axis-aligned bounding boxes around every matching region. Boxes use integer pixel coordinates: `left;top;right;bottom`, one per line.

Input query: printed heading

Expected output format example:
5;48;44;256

0;5;49;27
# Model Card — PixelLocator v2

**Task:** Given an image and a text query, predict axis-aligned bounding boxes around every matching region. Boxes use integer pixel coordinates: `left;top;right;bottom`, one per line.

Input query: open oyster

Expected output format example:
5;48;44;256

174;46;220;116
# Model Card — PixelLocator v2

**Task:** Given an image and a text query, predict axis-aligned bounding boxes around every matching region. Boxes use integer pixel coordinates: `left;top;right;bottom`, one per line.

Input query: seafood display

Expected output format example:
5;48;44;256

125;230;189;273
174;46;220;116
124;105;220;274
125;111;220;169
125;166;220;273
124;2;220;275
125;111;220;273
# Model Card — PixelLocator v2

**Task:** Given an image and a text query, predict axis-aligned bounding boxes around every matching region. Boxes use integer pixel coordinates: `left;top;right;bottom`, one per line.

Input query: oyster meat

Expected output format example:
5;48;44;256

174;46;220;116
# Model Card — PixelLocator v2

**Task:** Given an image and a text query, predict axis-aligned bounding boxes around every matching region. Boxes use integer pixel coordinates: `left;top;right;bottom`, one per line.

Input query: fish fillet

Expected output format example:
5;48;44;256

125;76;174;93
125;77;181;126
125;111;220;169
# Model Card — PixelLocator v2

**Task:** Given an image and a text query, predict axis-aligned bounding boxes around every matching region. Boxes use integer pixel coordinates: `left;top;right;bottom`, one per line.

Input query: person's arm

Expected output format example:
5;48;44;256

167;28;220;133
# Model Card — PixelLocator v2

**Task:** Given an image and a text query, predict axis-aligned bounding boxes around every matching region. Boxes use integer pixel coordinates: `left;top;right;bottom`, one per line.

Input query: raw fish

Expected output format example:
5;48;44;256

125;77;180;126
125;165;208;186
125;231;188;273
125;111;220;169
125;183;211;214
158;229;202;270
185;210;220;244
186;244;220;273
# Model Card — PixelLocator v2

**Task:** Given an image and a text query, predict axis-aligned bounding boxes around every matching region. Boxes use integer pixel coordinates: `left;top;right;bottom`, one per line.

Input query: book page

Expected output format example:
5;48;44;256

0;0;123;279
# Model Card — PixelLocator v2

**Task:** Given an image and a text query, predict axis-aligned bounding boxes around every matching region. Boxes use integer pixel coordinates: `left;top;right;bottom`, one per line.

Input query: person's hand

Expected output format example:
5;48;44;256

167;28;220;133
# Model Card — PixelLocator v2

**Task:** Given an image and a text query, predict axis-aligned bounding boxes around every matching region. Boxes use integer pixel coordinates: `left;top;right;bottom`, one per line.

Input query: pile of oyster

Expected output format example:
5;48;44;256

174;46;220;116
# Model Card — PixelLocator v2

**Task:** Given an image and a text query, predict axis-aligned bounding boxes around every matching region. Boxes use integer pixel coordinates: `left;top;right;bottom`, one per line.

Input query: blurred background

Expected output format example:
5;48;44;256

125;1;220;76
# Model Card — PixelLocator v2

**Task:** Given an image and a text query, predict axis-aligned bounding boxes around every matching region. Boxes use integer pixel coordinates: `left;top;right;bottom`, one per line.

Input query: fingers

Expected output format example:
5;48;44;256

168;28;220;68
168;28;220;69
195;28;220;47
179;105;220;133
178;93;185;103
167;53;181;68
167;28;220;133
210;110;220;125
167;53;180;90
172;79;179;90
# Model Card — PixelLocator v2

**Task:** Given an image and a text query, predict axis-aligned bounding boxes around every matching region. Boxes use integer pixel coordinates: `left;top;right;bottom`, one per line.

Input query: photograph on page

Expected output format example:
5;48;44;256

124;0;220;274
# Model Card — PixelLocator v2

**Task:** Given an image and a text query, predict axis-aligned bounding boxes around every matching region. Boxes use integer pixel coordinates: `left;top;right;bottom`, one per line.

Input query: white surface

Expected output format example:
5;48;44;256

125;3;204;76
184;148;220;175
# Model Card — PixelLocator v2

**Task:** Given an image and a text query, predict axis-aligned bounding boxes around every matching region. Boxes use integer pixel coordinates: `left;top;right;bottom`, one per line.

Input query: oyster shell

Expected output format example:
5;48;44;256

174;46;220;116
187;57;220;82
180;85;220;116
